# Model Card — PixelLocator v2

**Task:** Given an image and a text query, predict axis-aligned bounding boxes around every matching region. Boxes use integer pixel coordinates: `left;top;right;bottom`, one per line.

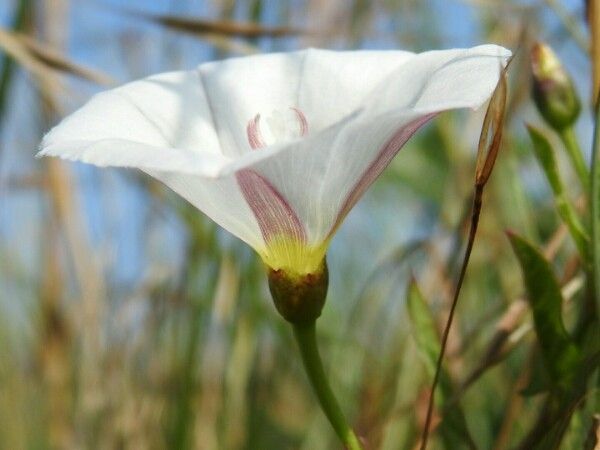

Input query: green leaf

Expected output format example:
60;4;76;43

406;280;477;450
508;232;582;390
527;125;590;262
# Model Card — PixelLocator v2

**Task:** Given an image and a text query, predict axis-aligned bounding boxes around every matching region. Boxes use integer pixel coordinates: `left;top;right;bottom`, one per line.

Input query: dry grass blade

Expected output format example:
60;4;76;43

17;33;115;86
127;11;305;38
0;26;114;86
456;273;583;400
585;414;600;450
0;26;61;92
199;33;259;55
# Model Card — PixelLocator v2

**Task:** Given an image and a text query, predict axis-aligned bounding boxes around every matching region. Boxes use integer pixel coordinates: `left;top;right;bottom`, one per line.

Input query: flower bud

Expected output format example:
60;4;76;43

268;259;328;324
531;42;581;130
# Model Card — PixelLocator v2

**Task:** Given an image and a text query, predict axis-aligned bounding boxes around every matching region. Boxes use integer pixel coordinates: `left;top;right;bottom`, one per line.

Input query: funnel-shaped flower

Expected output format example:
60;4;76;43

39;46;510;278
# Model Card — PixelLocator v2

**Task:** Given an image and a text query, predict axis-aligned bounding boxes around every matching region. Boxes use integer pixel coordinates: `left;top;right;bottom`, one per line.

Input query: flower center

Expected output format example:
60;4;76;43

247;107;308;150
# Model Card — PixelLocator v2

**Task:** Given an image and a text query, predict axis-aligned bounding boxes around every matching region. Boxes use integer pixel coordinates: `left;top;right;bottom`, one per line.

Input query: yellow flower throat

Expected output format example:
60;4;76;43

259;235;328;277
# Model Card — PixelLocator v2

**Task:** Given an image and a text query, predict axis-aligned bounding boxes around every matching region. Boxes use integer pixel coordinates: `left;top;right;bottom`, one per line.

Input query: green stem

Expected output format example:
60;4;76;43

559;126;590;191
292;321;364;450
590;99;600;309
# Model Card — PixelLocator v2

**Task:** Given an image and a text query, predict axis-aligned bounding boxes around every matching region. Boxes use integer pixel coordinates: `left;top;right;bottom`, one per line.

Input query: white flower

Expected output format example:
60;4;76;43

39;45;511;276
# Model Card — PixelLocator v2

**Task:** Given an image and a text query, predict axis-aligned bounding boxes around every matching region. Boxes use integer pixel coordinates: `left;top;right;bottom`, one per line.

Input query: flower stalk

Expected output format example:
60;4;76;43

268;259;363;448
293;321;364;450
558;126;590;191
527;125;590;261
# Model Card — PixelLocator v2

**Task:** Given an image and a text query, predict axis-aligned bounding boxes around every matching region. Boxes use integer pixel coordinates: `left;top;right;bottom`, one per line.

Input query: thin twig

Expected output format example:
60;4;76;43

418;185;484;450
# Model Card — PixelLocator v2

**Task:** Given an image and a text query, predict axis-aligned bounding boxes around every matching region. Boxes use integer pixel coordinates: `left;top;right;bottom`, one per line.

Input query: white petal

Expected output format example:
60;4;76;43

364;44;512;114
38;70;267;249
198;48;414;156
296;49;415;129
38;139;232;176
243;45;511;245
38;46;510;261
41;70;223;157
147;170;266;250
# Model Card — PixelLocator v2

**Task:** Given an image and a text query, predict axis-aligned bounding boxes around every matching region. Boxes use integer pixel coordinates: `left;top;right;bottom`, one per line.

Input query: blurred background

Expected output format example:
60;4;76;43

0;0;597;449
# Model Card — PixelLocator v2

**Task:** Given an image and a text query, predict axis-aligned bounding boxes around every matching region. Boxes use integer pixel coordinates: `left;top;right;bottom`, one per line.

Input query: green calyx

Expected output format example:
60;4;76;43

268;258;328;324
531;42;581;131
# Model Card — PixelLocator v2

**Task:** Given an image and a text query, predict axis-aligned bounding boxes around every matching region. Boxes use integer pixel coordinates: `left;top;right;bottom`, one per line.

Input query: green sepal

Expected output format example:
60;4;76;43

268;259;328;324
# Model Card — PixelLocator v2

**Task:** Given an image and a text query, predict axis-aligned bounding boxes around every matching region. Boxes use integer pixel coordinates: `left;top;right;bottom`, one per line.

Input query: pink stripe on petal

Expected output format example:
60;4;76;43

328;113;437;238
236;169;307;244
291;107;309;136
247;114;266;150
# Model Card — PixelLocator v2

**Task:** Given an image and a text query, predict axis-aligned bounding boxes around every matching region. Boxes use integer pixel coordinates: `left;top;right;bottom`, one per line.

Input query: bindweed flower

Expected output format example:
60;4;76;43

39;45;509;322
38;45;510;449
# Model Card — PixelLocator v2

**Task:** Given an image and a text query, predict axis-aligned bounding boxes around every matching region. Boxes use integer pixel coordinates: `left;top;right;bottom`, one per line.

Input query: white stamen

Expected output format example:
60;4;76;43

246;107;308;150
